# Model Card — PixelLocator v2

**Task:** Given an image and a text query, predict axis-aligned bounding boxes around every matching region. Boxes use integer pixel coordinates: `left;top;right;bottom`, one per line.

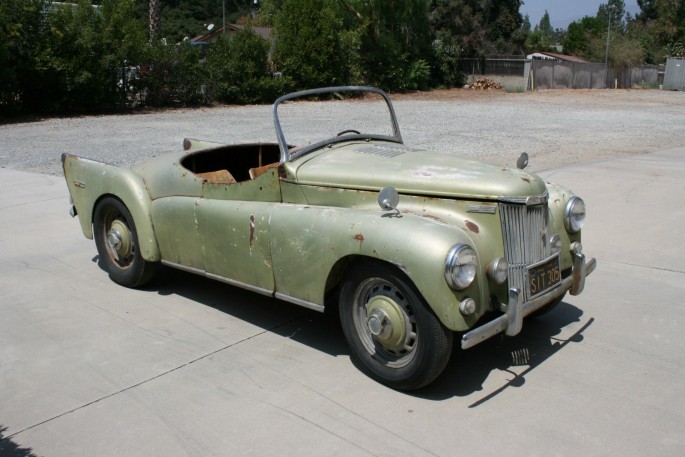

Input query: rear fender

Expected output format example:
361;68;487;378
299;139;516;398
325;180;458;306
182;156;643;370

62;154;160;261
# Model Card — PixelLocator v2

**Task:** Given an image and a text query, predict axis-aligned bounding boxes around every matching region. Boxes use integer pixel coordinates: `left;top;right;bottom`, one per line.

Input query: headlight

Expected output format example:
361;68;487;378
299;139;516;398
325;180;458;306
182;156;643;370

445;243;477;290
564;196;586;233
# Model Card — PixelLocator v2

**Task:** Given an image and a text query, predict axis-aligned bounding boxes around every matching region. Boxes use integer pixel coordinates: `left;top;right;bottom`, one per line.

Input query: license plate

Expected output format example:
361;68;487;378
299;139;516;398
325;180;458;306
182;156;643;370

527;255;561;298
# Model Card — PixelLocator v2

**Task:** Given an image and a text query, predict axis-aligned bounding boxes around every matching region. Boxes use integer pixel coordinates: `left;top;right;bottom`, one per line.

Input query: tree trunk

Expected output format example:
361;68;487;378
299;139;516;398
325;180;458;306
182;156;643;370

149;0;161;41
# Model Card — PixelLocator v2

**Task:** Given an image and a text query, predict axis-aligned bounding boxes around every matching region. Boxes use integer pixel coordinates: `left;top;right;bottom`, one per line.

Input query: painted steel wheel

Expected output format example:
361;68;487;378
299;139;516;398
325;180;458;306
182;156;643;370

339;261;453;390
93;197;157;288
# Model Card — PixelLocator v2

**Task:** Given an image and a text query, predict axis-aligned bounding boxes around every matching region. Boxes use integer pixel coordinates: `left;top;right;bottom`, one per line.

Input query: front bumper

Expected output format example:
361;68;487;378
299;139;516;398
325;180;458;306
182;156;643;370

461;252;597;350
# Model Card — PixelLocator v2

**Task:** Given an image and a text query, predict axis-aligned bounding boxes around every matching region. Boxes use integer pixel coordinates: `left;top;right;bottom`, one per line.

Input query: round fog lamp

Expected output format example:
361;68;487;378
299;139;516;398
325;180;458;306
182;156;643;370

571;241;583;255
459;298;477;316
550;234;562;254
487;257;508;285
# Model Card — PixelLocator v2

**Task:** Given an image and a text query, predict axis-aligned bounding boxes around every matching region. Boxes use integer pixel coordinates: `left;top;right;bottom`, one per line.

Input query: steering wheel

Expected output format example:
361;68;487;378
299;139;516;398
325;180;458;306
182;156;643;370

336;129;361;137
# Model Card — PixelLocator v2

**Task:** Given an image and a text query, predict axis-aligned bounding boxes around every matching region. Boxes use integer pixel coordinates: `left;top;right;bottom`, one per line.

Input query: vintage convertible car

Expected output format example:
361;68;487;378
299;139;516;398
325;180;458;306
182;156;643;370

62;86;596;390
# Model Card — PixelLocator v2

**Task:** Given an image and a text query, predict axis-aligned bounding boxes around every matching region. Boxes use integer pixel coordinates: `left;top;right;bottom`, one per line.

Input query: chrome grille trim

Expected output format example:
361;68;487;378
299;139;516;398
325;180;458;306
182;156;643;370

499;202;551;301
499;191;549;205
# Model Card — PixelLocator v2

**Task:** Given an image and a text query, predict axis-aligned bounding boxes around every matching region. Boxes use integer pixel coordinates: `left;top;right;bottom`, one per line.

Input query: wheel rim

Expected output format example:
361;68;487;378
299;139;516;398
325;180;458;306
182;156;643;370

352;277;418;368
103;209;135;268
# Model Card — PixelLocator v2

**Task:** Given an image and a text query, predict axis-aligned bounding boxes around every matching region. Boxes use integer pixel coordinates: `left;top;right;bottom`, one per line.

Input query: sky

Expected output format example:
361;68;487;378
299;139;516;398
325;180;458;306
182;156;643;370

520;0;641;29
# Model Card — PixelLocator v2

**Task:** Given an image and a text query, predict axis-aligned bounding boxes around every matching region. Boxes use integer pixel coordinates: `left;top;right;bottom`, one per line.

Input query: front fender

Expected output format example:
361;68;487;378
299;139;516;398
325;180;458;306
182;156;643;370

62;154;160;261
547;182;582;271
269;204;478;331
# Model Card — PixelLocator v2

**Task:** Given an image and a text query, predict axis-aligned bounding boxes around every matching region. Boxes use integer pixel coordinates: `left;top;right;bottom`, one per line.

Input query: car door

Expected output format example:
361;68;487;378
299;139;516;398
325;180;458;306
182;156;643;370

196;167;282;293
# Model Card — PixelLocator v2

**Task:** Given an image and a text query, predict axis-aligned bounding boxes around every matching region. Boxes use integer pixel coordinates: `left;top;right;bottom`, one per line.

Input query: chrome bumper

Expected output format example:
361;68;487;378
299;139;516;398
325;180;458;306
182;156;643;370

461;252;597;350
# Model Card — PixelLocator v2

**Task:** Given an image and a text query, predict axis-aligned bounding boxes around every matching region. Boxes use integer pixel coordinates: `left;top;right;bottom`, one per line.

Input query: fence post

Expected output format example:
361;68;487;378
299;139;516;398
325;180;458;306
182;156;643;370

572;62;576;89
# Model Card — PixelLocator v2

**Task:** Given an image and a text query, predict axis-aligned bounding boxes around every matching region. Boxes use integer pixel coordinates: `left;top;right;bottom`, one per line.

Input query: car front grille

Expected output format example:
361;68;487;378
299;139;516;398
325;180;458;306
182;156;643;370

499;202;551;301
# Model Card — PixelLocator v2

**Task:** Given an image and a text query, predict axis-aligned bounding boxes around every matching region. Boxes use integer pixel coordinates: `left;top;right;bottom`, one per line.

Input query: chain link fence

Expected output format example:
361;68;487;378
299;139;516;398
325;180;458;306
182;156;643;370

458;56;659;91
529;60;659;90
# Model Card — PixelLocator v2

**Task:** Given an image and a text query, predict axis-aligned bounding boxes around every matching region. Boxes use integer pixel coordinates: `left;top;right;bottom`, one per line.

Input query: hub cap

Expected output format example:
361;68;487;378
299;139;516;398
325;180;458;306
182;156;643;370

366;296;407;351
107;219;133;264
353;278;418;368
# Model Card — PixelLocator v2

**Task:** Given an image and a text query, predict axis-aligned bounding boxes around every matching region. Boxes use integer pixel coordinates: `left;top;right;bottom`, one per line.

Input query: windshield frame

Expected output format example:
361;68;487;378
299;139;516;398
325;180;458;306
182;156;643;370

273;86;404;163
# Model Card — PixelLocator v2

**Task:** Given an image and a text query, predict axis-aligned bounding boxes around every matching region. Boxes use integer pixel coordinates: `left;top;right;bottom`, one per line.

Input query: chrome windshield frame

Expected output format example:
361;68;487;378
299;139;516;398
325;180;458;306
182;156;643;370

272;86;404;163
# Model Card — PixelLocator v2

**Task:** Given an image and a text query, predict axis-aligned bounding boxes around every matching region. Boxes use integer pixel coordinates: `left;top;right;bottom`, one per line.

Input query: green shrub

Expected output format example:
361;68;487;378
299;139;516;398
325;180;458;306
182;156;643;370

207;27;283;104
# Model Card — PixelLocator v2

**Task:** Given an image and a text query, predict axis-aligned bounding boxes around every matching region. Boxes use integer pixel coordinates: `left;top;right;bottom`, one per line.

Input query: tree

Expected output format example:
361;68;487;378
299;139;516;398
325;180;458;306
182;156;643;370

0;0;48;115
597;0;626;32
521;14;531;33
637;0;658;21
273;0;352;89
149;0;160;40
342;0;432;90
207;26;287;103
562;2;646;70
538;10;553;44
637;0;685;58
563;16;602;55
430;0;524;56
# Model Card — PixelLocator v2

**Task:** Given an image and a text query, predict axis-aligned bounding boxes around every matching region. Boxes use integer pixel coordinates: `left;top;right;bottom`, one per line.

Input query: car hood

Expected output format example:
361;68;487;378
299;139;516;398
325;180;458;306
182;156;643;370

293;142;547;201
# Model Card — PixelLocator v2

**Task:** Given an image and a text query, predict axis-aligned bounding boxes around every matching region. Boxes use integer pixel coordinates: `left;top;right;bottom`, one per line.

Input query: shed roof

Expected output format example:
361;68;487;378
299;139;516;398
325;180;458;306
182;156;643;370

526;52;589;63
191;23;272;43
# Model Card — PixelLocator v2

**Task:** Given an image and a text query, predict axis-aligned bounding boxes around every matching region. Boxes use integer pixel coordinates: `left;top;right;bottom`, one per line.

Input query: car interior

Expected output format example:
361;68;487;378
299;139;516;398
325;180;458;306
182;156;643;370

180;143;281;184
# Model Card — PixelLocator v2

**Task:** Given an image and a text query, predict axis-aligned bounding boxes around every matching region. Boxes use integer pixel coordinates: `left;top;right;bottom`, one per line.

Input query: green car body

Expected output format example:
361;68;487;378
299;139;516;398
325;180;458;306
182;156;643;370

62;86;596;390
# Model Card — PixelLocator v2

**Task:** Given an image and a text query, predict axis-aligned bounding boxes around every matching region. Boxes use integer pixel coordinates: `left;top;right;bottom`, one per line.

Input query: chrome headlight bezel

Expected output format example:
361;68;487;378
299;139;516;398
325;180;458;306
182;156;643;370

564;196;586;233
445;243;477;290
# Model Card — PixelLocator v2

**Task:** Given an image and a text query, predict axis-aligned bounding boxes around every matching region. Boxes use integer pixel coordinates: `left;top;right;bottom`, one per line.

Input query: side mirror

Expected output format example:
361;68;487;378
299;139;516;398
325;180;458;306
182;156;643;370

516;152;529;170
378;187;399;211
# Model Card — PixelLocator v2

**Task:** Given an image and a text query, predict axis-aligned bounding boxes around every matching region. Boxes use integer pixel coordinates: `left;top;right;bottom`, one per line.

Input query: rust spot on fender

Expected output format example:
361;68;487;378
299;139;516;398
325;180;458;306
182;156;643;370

465;220;480;234
521;177;531;183
249;214;256;247
422;214;445;223
354;234;365;242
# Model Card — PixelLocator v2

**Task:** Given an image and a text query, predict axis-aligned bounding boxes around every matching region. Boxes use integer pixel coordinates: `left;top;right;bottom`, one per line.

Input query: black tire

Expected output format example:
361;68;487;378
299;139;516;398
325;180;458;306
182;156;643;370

93;197;157;288
339;261;453;390
528;293;565;318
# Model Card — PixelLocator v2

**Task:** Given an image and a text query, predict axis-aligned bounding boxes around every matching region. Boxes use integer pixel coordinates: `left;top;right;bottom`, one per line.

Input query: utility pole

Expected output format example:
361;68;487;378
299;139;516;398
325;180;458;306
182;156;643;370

149;0;161;41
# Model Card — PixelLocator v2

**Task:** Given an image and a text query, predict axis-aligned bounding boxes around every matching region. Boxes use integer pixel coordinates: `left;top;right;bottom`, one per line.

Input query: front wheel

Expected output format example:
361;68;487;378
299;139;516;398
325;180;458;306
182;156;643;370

339;262;453;390
93;197;157;288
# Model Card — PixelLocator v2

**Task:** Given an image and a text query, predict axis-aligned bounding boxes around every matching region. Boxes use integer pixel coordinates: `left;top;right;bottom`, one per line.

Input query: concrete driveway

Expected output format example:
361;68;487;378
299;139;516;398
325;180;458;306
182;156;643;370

1;148;684;457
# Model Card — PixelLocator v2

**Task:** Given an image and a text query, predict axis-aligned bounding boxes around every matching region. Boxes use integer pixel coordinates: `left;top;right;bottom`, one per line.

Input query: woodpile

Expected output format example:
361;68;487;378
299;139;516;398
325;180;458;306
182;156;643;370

469;77;503;90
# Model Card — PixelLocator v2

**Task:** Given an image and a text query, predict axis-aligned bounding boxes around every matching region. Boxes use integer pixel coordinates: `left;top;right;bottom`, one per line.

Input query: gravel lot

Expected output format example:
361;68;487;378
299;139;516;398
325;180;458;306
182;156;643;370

2;88;685;176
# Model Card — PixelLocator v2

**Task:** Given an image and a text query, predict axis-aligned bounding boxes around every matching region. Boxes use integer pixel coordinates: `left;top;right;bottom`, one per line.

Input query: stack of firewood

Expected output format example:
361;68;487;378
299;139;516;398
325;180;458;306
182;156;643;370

469;77;503;90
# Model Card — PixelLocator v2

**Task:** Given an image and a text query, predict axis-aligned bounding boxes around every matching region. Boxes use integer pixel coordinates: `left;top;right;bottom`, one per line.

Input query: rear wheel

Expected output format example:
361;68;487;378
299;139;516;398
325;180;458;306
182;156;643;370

93;197;157;288
339;262;452;390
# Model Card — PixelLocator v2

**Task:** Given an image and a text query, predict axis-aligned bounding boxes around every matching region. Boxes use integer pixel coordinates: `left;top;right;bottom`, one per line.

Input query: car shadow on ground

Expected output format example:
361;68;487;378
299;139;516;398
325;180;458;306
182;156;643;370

142;264;350;357
419;303;593;403
106;260;593;401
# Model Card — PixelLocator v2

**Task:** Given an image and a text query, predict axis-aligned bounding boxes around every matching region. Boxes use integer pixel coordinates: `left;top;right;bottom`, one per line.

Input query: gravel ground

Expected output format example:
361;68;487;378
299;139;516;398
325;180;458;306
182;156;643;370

2;88;685;176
